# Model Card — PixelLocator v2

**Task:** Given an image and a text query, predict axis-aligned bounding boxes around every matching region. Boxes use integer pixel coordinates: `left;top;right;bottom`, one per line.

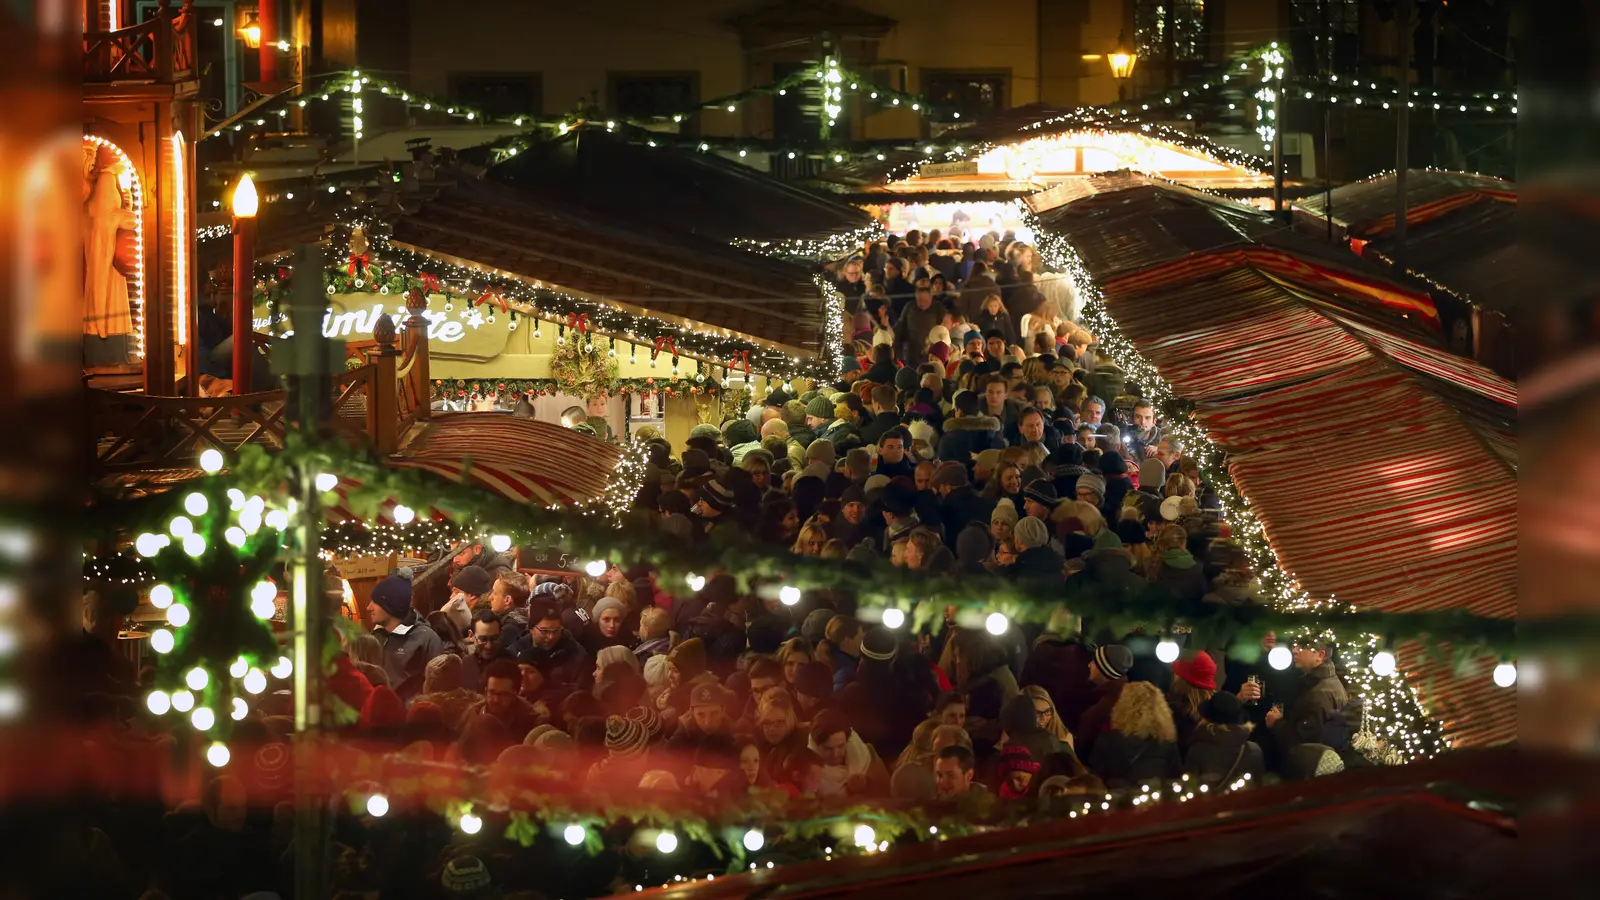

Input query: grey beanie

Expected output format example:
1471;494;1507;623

1014;516;1050;550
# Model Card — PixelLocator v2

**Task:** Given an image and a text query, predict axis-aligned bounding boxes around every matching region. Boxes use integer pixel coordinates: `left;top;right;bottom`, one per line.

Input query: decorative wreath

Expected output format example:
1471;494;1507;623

550;341;618;400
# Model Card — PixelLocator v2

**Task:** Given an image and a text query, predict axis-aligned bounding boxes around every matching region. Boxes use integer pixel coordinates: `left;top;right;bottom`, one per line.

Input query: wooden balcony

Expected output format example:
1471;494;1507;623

84;1;198;86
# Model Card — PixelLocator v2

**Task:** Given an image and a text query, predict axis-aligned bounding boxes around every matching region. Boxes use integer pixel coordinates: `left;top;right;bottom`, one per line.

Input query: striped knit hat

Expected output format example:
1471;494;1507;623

1093;644;1132;680
605;714;649;758
626;705;663;741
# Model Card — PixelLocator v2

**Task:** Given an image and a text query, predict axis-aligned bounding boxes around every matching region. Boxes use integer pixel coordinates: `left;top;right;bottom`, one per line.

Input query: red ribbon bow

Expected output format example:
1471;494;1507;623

419;272;441;293
475;291;507;313
347;253;370;277
566;313;590;335
731;350;751;377
652;336;676;360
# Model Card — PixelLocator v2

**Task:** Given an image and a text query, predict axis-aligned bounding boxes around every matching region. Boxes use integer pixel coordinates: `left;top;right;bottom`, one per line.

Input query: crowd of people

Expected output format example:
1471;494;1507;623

60;228;1371;899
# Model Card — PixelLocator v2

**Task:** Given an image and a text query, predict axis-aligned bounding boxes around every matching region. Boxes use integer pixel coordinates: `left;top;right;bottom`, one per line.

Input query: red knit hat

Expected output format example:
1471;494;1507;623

1171;651;1218;691
360;685;406;730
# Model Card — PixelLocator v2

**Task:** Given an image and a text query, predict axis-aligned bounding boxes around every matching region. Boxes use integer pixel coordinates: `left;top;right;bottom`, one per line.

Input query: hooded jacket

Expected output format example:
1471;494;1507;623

937;415;1004;468
1155;548;1206;601
999;693;1066;764
372;610;444;702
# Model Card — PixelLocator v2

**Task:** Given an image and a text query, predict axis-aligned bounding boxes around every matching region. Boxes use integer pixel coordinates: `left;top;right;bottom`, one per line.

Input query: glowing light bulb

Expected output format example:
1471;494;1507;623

149;584;174;609
199;448;224;472
391;505;415;525
491;534;513;553
686;574;705;592
272;657;293;679
171;689;194;712
563;824;585;845
225;527;247;547
264;509;288;531
185;667;209;690
135;533;163;557
182;533;206;557
584;559;607;578
1155;640;1180;663
231;697;248;720
1370;651;1397;677
205;741;230;767
169;516;194;538
150;629;175;654
251;581;278;619
1267;646;1292;670
882;608;906;629
655;831;678;853
184;492;209;516
230;657;249;678
367;794;389;817
191;707;215;730
243;669;267;694
166;603;190;627
315;473;339;493
1492;662;1517;687
743;830;764;852
984;612;1008;635
854;824;876;847
459;813;482;834
779;585;801;606
146;690;171;715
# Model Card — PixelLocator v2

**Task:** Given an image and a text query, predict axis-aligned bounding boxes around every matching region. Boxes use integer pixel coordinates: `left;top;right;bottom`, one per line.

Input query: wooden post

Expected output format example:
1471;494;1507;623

403;289;430;421
369;313;398;454
259;0;279;84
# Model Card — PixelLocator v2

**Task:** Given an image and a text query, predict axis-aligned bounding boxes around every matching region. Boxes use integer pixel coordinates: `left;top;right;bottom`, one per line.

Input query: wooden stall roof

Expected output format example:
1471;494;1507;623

390;178;830;354
489;127;875;245
1041;177;1517;747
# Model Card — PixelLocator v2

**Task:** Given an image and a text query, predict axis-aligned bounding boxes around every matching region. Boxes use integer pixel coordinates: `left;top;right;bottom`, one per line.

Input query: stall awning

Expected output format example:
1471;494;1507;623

387;413;620;508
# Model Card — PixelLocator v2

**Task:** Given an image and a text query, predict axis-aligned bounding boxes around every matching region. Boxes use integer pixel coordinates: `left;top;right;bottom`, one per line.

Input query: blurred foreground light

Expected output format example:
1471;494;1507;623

1267;646;1292;670
146;690;171;715
984;612;1008;635
881;608;906;629
1370;651;1397;677
655;831;678;853
1156;640;1180;663
199;448;225;472
367;794;390;817
1492;662;1517;688
206;742;230;767
563;824;585;845
779;585;801;606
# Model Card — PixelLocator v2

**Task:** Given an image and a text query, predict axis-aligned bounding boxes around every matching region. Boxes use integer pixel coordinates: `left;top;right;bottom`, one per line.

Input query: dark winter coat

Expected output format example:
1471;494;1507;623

1008;545;1065;581
893;301;944;364
1153;549;1207;602
859;410;904;445
1072;678;1123;759
1271;662;1351;753
510;629;593;694
938;485;996;547
1183;722;1265;784
972;308;1020;349
1087;731;1182;788
959;273;1001;322
373;611;444;702
937;415;1005;468
999;694;1067;764
1064;549;1146;598
1020;635;1099;729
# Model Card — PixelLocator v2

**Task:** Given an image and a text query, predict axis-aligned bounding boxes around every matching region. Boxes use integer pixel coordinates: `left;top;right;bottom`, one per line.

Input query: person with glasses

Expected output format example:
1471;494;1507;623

459;608;510;693
510;599;593;695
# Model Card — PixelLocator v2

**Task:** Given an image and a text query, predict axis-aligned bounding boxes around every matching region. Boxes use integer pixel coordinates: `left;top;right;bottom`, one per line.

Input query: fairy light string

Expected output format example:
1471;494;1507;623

1028;211;1448;761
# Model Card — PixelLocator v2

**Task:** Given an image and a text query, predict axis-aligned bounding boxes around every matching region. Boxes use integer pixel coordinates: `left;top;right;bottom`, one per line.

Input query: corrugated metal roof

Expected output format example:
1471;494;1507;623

1293;169;1511;231
390;179;829;352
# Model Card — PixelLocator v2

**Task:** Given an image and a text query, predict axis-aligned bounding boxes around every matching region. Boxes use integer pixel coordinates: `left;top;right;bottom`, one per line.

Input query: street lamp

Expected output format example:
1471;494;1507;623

231;175;259;393
1108;33;1137;101
238;11;262;49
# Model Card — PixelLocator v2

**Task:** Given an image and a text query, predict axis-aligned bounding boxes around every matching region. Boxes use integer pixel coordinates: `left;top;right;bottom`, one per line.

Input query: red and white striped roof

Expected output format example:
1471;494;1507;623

1099;252;1516;747
390;413;621;508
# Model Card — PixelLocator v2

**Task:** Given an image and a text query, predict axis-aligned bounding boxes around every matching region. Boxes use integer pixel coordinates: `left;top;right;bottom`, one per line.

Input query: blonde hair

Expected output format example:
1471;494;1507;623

1021;358;1049;384
777;638;812;666
1168;680;1215;724
817;615;862;668
1022;685;1073;744
1109;681;1177;743
1145;523;1189;579
820;539;848;559
1164;474;1196;499
906;530;942;568
931;723;974;753
639;606;671;640
1057;500;1104;537
896;718;941;768
791;523;830;556
604;579;636;605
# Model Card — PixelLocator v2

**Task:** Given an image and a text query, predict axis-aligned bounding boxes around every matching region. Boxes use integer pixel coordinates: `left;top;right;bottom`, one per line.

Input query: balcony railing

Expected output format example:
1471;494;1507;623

84;0;197;85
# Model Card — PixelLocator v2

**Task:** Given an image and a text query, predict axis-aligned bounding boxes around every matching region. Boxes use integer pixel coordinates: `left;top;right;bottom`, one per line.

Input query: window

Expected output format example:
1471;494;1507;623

772;61;852;144
610;73;699;131
448;73;542;118
922;71;1007;123
1134;0;1208;62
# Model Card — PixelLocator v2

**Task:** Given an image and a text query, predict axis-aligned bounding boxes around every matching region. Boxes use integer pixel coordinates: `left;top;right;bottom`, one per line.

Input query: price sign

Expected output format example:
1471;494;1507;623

518;547;579;575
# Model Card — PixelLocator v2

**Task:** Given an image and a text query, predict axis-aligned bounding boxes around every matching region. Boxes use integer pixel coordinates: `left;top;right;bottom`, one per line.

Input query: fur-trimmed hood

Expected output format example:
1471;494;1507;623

944;414;1002;433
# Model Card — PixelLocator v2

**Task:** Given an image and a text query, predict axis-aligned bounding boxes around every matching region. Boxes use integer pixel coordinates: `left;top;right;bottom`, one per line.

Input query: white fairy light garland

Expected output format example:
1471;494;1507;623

1030;215;1446;762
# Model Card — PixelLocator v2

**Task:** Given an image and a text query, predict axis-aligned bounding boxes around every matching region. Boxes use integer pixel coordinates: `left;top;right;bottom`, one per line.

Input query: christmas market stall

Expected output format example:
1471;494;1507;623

1030;173;1517;752
253;175;844;449
486;125;881;260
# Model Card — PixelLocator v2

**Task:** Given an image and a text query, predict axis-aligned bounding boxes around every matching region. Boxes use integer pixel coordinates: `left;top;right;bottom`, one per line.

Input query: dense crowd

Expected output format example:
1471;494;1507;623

58;228;1369;899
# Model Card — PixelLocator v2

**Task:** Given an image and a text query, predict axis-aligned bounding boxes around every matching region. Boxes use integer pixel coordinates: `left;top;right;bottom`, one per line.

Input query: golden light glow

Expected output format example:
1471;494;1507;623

972;131;1233;182
85;135;144;359
232;174;259;218
173;134;189;348
1108;51;1137;80
239;12;262;49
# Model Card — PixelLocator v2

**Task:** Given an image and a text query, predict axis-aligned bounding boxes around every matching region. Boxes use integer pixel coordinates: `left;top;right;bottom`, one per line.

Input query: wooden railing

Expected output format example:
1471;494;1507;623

84;1;197;85
90;303;433;473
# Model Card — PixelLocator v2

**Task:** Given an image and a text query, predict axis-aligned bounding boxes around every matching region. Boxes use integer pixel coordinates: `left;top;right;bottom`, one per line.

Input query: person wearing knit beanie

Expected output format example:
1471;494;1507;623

990;497;1019;528
667;637;707;681
931;460;969;489
604;714;650;758
439;855;493;895
689;423;723;444
1076;473;1107;504
1013;516;1050;550
955;523;994;573
894;366;921;393
805;395;834;423
1091;529;1123;551
1092;644;1133;681
723;418;759;449
359;685;406;731
1139;457;1167;493
805;438;836;468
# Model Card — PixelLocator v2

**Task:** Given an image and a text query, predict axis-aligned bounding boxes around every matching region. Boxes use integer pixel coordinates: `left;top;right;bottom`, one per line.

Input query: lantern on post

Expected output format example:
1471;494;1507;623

230;174;259;393
1108;34;1137;101
238;10;262;49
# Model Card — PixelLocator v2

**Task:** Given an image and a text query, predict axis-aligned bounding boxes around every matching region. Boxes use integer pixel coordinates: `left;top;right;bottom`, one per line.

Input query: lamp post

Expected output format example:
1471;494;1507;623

231;175;259;394
1108;34;1137;102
